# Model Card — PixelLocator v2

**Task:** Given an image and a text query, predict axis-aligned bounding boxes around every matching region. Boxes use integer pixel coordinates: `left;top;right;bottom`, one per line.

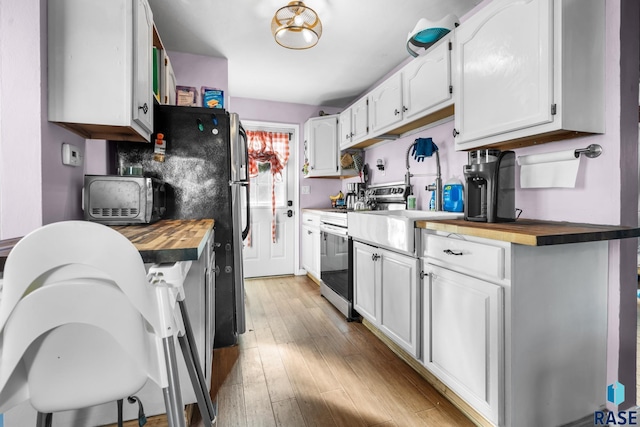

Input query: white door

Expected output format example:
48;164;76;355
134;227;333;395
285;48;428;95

242;123;297;278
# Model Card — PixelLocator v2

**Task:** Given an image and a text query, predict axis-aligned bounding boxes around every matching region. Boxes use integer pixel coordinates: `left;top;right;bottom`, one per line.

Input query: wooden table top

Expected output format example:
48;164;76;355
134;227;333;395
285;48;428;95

0;219;214;270
416;218;640;246
110;219;214;263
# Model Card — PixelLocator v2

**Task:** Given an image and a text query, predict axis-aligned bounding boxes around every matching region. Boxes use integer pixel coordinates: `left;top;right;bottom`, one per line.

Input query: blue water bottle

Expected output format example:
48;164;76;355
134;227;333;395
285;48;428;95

443;177;464;212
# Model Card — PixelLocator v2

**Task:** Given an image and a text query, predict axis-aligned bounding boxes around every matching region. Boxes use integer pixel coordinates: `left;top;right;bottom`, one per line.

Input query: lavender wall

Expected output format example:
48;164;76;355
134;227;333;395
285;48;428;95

0;0;43;239
0;0;87;240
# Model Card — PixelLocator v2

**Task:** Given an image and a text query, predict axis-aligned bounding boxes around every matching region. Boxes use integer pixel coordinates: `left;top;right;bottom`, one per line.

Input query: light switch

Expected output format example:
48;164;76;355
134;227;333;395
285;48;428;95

62;143;83;167
301;186;310;195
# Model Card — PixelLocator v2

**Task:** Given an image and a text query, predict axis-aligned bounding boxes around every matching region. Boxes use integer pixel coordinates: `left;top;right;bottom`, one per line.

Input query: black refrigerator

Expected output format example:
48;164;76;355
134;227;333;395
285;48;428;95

117;105;248;348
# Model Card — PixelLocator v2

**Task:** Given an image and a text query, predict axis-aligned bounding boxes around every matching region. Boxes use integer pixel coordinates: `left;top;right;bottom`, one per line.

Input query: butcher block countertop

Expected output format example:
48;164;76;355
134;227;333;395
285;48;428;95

111;219;214;263
417;218;640;246
0;219;214;271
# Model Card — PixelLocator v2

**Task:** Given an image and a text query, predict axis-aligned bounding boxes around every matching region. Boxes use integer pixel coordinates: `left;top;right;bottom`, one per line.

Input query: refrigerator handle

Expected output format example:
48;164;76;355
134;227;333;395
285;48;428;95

242;182;250;240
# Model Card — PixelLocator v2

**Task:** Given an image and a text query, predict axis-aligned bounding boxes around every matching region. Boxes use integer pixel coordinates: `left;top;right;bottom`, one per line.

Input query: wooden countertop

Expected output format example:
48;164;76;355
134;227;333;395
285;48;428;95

416;218;640;246
111;219;214;263
0;219;214;270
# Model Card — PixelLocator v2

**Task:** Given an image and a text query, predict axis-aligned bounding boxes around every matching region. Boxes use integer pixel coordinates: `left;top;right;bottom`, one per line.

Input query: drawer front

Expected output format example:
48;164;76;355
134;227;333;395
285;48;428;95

425;235;505;280
302;212;320;228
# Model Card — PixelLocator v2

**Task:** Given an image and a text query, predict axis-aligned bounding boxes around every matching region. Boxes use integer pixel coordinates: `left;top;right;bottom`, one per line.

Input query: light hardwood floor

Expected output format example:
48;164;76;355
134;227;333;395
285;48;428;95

213;275;475;427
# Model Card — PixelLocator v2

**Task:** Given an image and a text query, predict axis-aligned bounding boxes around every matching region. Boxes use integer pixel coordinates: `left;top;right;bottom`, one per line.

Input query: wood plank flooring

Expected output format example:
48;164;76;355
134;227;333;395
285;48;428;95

213;275;475;427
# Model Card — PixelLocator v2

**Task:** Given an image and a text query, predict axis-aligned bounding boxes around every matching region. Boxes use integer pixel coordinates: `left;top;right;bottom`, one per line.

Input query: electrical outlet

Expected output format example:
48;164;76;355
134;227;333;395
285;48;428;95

62;143;83;167
301;186;310;195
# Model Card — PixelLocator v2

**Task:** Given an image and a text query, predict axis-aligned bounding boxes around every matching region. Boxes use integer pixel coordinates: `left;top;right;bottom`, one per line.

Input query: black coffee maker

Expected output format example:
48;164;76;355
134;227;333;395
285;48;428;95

463;149;516;223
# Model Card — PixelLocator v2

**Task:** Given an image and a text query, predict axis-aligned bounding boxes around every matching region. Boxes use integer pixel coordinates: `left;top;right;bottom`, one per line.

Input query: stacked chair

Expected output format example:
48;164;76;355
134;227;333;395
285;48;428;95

0;221;216;427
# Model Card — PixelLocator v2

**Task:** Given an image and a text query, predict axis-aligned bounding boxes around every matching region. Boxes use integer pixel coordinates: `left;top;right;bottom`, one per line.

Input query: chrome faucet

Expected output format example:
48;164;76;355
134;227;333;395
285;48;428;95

405;141;442;211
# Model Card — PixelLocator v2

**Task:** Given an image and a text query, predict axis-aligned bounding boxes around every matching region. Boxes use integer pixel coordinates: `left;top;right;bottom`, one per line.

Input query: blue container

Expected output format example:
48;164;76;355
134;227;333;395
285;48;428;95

443;178;464;212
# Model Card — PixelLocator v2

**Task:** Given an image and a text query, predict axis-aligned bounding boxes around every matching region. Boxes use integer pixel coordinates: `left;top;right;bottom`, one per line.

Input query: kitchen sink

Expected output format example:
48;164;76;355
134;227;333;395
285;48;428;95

347;210;463;255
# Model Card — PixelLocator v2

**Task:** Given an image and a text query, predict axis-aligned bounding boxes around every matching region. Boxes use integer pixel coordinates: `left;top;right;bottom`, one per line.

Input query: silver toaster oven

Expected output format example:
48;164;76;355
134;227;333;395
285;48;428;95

83;175;166;225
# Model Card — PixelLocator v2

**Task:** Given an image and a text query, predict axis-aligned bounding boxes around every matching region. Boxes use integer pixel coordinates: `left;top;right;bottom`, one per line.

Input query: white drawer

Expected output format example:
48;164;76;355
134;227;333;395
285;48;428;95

425;234;505;280
302;212;320;227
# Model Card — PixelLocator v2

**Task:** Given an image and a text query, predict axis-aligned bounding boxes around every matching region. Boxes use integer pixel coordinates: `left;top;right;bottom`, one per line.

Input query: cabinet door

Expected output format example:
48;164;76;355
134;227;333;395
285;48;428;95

339;108;353;148
424;264;503;425
306;116;339;177
132;0;154;134
402;38;452;121
351;97;369;143
379;250;419;358
353;242;379;325
453;0;552;147
301;226;317;277
370;73;403;133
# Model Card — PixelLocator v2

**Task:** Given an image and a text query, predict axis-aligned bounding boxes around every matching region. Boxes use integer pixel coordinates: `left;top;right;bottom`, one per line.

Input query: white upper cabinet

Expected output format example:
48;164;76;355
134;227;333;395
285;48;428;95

48;0;155;142
304;115;340;177
132;0;154;135
453;0;604;150
340;96;370;150
401;36;453;123
351;97;370;142
370;73;404;134
339;108;353;148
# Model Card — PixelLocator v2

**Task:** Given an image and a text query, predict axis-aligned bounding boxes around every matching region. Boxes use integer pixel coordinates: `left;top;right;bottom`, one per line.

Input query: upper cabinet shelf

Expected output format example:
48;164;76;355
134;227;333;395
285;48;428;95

452;0;605;151
48;0;156;142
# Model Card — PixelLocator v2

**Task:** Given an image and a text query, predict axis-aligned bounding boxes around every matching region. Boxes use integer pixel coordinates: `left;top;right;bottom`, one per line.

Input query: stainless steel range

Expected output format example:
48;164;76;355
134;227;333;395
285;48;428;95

318;211;357;321
365;182;411;210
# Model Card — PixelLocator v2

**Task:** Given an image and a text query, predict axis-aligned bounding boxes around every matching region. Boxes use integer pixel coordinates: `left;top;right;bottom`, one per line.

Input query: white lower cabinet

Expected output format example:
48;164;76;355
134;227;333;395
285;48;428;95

301;212;321;279
353;241;419;358
420;230;608;427
423;262;503;425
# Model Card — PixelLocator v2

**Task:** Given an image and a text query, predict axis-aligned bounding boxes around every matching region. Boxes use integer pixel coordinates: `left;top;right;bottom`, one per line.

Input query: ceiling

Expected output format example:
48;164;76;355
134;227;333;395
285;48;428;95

149;0;482;108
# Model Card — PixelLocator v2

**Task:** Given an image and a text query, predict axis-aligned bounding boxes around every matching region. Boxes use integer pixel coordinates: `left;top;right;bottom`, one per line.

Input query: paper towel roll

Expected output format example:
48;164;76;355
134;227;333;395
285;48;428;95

517;149;580;188
517;150;578;165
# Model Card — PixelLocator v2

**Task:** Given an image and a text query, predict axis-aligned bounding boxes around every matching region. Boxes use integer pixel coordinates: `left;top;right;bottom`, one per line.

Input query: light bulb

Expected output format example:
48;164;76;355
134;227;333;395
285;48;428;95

293;14;304;26
302;28;313;43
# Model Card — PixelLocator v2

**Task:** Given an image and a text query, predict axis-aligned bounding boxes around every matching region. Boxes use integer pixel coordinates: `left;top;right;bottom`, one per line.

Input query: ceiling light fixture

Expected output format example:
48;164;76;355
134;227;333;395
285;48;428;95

406;14;459;57
271;1;322;50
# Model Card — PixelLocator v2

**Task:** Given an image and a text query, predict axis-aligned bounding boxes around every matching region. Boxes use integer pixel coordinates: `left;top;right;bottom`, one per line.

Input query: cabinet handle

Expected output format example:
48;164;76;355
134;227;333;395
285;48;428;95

443;249;463;256
452;128;459;137
371;253;380;261
350;132;354;137
394;109;400;116
138;103;149;114
402;106;408;112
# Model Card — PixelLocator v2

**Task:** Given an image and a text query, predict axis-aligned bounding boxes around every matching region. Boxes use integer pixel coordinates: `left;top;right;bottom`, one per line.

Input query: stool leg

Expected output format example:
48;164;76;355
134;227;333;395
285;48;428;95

36;412;51;427
162;336;186;427
177;300;216;426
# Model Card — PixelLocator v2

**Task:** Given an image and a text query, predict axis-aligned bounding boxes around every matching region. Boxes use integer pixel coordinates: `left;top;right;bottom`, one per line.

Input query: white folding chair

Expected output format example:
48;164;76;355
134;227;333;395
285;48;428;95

0;221;215;427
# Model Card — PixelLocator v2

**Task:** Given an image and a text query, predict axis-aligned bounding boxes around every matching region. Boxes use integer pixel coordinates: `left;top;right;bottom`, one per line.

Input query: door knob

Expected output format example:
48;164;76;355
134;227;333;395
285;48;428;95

287;210;293;217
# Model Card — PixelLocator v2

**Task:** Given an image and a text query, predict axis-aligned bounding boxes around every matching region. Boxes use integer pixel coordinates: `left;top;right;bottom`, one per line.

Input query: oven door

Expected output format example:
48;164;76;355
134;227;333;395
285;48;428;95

319;223;350;301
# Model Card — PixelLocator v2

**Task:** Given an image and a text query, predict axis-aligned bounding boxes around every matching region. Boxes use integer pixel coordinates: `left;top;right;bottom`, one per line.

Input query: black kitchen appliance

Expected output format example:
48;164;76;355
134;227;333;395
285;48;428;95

319;212;357;321
117;105;249;347
463;149;516;223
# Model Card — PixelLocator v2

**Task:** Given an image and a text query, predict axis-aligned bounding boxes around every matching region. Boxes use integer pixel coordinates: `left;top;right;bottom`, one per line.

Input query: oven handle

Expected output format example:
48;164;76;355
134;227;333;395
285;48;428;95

320;223;348;237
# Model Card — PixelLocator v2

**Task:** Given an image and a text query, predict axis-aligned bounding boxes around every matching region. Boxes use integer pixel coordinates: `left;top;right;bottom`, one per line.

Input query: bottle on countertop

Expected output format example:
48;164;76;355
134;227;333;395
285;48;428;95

443;177;464;212
429;185;436;211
